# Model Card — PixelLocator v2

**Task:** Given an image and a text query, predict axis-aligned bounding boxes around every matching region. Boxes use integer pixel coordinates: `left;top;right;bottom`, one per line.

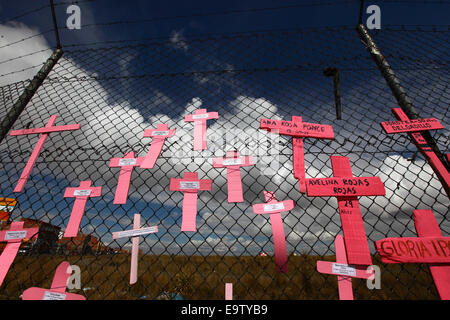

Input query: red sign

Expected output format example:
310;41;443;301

381;108;449;197
381;118;443;134
376;210;450;300
306;177;386;197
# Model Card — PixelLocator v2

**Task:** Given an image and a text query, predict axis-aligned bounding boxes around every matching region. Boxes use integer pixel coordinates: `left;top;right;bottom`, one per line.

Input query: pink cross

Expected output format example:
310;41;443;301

260;116;334;193
109;152;144;204
10;114;80;192
112;214;158;285
63;180;102;238
376;209;450;300
380;108;449;197
317;235;374;300
22;261;85;300
141;123;176;169
252;191;295;273
169;172;212;232
306;156;386;266
0;221;38;287
213;150;254;203
225;283;233;300
184;109;219;151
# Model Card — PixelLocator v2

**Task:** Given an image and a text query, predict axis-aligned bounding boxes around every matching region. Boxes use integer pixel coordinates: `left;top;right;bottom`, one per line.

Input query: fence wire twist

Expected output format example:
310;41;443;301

0;25;448;300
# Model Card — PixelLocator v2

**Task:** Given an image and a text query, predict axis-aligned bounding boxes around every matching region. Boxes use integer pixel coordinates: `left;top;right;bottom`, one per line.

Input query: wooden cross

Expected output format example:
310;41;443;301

170;172;212;232
9;114;80;192
22;261;85;300
63;180;102;237
0;221;38;286
109;152;144;204
184;109;219;151
225;283;233;300
316;235;374;300
260;116;334;193
141;123;176;169
380;108;449;197
213;150;254;203
306;156;386;266
112;214;158;285
376;209;450;300
252;191;295;273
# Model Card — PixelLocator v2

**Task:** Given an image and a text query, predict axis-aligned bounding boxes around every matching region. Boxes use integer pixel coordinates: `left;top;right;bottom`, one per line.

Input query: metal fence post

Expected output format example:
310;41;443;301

356;24;450;173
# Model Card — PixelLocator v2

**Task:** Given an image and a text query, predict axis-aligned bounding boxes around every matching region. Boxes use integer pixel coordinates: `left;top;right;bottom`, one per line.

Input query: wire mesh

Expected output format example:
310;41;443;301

0;25;448;300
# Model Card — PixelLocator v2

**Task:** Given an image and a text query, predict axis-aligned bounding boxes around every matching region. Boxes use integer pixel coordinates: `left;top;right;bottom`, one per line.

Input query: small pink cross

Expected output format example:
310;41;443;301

169;172;212;232
10;114;80;192
0;221;38;286
252;191;294;273
316;235;374;300
213;150;254;203
184;109;219;150
22;261;85;300
112;214;158;285
109;152;144;204
141;123;176;169
63;180;102;237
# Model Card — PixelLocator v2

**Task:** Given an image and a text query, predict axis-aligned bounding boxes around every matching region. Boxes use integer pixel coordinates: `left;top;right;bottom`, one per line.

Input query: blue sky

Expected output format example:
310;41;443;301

1;0;450;48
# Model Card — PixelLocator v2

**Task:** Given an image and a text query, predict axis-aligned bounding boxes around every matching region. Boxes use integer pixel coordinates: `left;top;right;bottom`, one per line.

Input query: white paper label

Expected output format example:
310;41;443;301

264;203;285;212
332;263;356;276
152;131;169;136
222;158;242;166
180;181;200;189
4;230;27;240
0;205;15;212
119;158;137;166
115;226;158;239
192;114;209;120
43;291;67;300
74;190;91;196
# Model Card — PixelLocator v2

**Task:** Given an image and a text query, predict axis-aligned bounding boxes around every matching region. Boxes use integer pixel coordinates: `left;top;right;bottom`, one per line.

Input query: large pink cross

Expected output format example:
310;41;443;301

109;152;144;204
307;156;386;266
184;109;219;151
141;123;176;169
316;235;374;300
22;261;85;300
380;108;449;197
213;150;254;203
9;114;80;192
260;116;334;193
63;180;102;237
0;221;38;287
252;191;294;273
112;214;158;285
169;172;212;232
376;209;450;300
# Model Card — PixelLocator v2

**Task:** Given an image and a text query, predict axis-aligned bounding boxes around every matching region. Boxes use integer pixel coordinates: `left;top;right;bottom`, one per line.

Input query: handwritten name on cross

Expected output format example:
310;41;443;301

63;180;102;237
260;116;334;193
109;152;144;204
112;214;158;285
213;150;254;203
184;109;219;151
141;123;176;169
376;209;450;300
380;108;449;197
306;156;386;266
22;261;85;300
0;221;38;286
317;235;374;300
252;191;294;273
170;172;212;232
10;115;80;192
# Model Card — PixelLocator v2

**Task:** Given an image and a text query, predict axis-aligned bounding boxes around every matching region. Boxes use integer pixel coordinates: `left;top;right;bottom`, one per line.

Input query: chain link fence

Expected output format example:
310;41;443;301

0;25;448;299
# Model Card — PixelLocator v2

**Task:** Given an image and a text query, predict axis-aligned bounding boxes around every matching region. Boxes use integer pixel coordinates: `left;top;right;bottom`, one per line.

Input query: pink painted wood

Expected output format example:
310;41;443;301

184;109;219;150
109;152;144;204
141;123;176;169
